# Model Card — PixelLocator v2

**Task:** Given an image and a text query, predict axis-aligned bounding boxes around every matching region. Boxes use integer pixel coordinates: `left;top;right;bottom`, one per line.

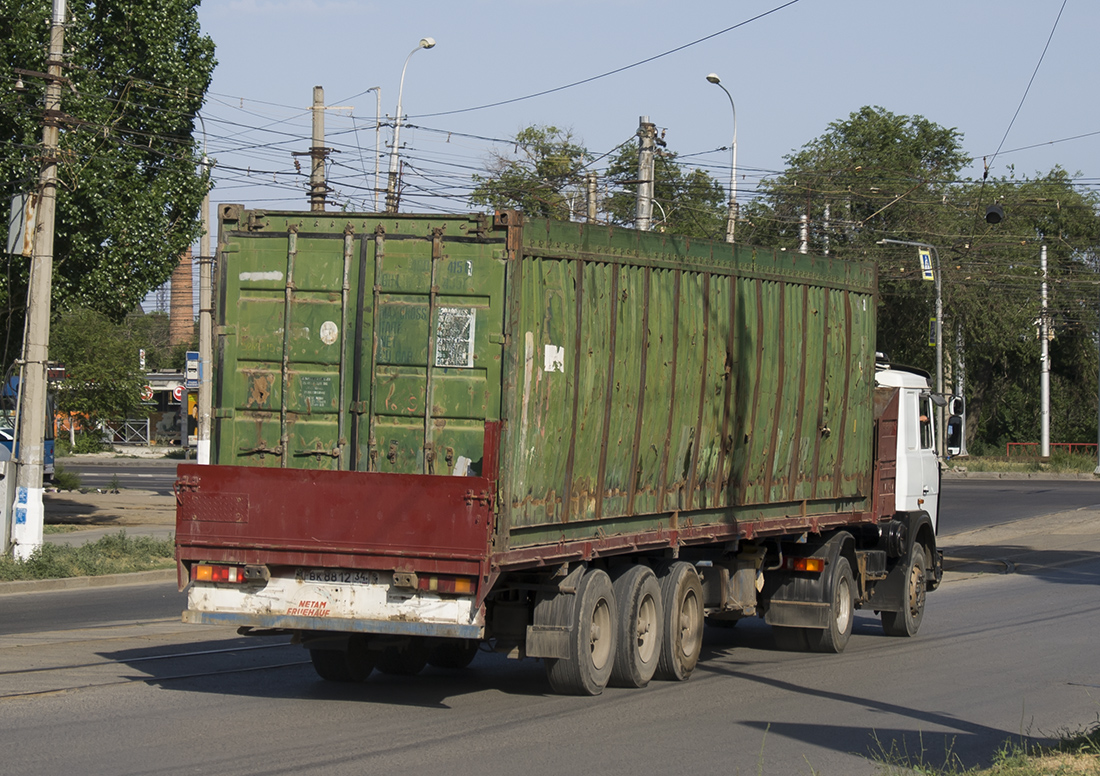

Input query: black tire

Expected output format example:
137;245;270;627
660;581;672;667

309;635;374;682
882;545;928;637
806;555;855;653
609;565;663;688
654;561;704;682
377;637;430;676
545;568;617;696
772;626;810;652
427;639;480;670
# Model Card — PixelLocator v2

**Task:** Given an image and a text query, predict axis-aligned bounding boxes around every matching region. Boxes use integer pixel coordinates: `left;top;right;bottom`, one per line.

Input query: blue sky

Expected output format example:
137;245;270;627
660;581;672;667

192;0;1097;216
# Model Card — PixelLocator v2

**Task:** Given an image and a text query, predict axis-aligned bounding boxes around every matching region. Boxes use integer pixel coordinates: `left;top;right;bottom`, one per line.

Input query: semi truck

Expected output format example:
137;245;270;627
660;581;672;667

175;207;943;695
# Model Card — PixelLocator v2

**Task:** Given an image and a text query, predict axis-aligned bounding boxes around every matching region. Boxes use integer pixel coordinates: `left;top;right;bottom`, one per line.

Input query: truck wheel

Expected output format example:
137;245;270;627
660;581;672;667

427;639;480;670
545;568;617;696
609;564;663;688
882;545;927;637
655;561;704;681
309;635;374;682
377;637;431;676
806;556;855;653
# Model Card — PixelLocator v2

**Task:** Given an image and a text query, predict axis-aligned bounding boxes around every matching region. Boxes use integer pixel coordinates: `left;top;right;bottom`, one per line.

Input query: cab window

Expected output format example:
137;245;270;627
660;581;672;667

919;397;934;451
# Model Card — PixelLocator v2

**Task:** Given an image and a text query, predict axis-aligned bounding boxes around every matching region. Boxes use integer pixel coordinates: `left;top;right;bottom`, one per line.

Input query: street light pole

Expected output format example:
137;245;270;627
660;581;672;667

385;37;435;214
706;73;737;244
878;238;945;457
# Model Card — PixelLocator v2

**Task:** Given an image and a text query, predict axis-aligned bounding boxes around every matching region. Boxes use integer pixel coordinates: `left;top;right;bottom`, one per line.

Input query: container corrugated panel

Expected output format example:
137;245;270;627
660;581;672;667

213;208;875;556
498;217;875;548
214;207;507;474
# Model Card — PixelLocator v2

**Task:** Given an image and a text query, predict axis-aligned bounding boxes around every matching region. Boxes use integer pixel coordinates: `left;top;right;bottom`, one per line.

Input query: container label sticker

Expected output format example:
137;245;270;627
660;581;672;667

544;344;565;373
299;375;333;409
319;320;338;345
238;271;284;282
435;308;476;368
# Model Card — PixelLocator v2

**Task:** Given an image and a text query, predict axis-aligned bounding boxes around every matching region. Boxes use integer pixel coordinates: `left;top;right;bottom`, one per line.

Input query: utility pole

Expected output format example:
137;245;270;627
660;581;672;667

309;86;328;211
197;155;213;465
1040;244;1050;460
11;0;65;560
585;172;598;224
634;117;655;232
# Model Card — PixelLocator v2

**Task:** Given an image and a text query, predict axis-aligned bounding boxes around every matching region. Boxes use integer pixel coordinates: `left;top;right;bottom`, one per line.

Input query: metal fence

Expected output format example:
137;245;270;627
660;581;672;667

101;418;151;446
1005;442;1098;458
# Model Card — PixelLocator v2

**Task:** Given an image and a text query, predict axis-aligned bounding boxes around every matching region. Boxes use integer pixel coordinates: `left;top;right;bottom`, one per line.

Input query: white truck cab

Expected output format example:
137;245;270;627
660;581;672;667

875;363;941;533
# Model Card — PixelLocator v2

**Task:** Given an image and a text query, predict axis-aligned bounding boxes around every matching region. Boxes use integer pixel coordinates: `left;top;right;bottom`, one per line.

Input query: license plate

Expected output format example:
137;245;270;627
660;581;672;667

295;568;378;585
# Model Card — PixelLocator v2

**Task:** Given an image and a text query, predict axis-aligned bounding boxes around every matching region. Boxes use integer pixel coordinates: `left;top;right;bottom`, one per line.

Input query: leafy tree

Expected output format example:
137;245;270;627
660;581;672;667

0;0;215;365
50;307;149;428
120;309;196;372
744;106;1100;451
470;125;591;220
605;144;726;239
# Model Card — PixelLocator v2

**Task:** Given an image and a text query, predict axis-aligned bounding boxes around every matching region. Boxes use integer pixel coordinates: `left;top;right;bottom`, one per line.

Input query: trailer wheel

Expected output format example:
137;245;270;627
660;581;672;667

309;635;374;683
609;564;663;688
427;639;480;670
655;561;704;681
377;637;431;676
882;545;927;637
807;556;855;653
545;568;617;696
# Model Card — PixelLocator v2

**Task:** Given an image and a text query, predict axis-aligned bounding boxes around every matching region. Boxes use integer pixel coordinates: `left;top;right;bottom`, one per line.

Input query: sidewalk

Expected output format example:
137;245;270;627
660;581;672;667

43;487;175;545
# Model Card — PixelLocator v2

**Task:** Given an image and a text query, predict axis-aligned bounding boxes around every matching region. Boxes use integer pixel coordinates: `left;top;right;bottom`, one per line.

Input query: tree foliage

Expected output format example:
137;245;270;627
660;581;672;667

605;143;726;239
471;124;728;238
744;106;1100;451
0;0;215;365
50;307;149;426
470;125;591;220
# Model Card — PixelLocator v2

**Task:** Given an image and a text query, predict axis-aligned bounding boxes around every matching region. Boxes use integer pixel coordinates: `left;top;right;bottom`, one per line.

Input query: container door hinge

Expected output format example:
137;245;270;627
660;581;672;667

464;490;493;508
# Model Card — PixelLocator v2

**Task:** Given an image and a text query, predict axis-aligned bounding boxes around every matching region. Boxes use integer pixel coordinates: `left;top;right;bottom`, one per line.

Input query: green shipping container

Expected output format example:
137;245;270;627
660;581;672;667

213;207;876;552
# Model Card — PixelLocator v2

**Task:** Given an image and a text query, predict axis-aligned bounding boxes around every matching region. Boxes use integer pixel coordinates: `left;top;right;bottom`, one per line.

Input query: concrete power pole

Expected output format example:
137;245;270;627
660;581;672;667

634;117;655;232
585;172;598;224
11;0;66;560
309;86;328;212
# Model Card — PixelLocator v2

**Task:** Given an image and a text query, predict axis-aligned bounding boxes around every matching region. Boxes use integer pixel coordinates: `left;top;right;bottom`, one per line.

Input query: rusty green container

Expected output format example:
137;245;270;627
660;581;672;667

213;207;876;551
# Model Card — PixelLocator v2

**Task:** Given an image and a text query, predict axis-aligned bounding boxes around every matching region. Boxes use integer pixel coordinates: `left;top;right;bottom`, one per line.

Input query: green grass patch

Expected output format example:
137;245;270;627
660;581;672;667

42;524;88;534
872;721;1100;775
951;452;1098;475
0;532;175;581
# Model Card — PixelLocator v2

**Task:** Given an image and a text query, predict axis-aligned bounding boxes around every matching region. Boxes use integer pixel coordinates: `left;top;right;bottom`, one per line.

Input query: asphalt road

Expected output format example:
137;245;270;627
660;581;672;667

3;555;1097;775
2;480;1097;775
58;456;179;495
940;478;1100;534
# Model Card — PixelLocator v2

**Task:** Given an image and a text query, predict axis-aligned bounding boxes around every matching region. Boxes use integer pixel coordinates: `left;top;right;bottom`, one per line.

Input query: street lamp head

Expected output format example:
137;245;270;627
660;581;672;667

419;37;436;49
706;73;721;85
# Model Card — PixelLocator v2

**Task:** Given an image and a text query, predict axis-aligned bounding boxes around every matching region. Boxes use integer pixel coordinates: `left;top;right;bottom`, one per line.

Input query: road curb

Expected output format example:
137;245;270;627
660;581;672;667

0;568;177;596
942;470;1099;480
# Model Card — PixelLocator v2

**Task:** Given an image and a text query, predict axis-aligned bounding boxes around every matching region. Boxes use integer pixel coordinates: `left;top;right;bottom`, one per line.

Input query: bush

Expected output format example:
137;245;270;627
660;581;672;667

0;532;175;581
51;463;82;491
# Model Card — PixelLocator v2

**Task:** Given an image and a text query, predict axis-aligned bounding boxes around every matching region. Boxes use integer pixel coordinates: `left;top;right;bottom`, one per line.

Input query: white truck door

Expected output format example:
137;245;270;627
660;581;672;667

902;390;940;532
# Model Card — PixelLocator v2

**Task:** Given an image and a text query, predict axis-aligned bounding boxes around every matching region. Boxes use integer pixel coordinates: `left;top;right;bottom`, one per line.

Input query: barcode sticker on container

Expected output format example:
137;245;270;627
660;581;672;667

435;307;476;368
